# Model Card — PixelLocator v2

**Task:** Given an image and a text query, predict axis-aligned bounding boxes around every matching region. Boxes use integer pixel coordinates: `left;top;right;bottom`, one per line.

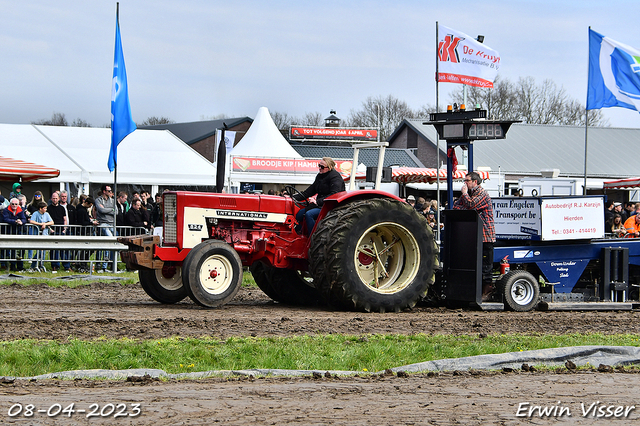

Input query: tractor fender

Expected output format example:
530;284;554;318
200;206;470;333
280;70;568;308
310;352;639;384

313;190;405;235
323;189;404;209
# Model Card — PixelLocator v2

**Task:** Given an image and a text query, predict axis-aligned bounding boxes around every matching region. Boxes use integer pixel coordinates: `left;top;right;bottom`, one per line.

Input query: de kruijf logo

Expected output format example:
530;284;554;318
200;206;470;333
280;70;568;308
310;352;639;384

439;34;464;63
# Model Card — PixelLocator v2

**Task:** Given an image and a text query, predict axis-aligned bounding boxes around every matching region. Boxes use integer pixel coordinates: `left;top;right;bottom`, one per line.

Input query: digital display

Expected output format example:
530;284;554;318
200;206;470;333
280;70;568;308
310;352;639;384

431;119;513;141
469;123;503;139
443;124;464;139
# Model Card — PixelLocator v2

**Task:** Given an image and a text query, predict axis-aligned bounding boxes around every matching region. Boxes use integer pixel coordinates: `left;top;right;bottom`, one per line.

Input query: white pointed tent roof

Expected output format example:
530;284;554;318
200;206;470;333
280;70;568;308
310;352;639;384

230;107;302;159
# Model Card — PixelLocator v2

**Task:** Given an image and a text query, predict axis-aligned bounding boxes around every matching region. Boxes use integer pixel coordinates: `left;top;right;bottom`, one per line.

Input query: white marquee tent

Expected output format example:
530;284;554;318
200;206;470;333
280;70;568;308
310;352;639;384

0;124;218;191
226;107;315;186
229;107;302;159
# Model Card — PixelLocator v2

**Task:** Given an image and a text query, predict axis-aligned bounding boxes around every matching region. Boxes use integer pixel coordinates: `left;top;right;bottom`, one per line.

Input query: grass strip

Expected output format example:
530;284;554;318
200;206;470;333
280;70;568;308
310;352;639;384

0;270;257;288
0;270;139;287
0;333;638;377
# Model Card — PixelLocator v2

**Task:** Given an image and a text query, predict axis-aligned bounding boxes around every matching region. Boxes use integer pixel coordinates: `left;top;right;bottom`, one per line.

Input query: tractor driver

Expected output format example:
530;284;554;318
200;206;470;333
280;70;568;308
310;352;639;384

293;157;346;234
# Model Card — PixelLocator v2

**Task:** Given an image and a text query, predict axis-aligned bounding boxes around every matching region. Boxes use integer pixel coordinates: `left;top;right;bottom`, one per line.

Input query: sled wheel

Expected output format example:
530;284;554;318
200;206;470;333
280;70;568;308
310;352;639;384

310;198;436;312
283;185;309;209
499;270;540;312
139;265;187;304
182;240;242;308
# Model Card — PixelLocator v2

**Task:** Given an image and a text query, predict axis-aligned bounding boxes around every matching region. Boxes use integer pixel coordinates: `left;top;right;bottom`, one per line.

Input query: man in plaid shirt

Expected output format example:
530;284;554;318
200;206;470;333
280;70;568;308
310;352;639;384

453;171;495;301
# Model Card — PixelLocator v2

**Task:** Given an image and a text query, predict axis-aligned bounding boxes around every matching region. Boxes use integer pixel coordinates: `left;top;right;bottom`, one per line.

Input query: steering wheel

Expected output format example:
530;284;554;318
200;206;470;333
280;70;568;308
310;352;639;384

284;185;309;209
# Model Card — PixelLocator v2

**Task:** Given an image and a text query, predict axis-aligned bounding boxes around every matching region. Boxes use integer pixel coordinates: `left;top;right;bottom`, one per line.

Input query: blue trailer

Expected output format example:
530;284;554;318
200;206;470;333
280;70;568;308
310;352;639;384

426;106;639;311
439;196;640;311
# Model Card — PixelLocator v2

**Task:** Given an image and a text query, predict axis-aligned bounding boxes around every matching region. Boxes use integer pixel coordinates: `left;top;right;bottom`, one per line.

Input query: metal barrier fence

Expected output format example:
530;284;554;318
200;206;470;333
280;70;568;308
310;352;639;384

0;223;148;273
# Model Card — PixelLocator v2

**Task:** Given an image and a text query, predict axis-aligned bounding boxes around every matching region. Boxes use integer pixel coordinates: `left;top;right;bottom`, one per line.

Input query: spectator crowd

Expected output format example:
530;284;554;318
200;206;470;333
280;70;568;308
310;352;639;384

405;194;442;232
605;200;640;238
0;183;164;273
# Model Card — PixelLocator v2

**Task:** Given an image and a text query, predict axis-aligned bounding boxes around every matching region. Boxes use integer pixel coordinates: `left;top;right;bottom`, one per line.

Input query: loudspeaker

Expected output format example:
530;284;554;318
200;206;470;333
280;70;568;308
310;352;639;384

366;167;392;183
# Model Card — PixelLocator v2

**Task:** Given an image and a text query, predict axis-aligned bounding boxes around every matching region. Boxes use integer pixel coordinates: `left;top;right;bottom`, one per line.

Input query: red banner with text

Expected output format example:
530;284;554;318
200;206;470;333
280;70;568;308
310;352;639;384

231;157;354;175
290;127;378;141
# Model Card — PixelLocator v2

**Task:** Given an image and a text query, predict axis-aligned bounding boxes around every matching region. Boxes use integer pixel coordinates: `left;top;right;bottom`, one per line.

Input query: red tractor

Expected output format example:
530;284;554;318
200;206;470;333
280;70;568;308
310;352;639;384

119;187;438;312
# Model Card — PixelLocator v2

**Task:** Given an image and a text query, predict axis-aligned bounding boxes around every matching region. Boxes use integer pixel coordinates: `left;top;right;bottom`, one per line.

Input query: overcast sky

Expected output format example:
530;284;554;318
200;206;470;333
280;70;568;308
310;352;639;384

2;0;640;128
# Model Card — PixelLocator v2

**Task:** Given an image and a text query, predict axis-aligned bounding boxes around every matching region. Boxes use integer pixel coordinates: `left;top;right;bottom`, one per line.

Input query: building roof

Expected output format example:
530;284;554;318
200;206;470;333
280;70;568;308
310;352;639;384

388;118;439;144
393;119;640;179
291;145;423;168
139;117;252;146
388;119;446;159
473;124;638;178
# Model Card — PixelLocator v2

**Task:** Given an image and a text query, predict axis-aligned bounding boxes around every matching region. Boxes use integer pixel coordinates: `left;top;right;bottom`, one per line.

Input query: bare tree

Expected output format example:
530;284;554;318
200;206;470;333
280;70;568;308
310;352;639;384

138;116;174;126
199;113;230;121
32;112;93;127
272;111;325;131
347;95;421;141
32;112;68;126
414;103;439;117
71;118;92;127
448;76;608;126
298;111;324;127
271;111;293;131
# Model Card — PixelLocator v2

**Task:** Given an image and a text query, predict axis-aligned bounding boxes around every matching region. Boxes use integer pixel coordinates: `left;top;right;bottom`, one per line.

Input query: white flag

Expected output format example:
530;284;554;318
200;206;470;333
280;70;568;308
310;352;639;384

438;24;500;88
216;129;236;154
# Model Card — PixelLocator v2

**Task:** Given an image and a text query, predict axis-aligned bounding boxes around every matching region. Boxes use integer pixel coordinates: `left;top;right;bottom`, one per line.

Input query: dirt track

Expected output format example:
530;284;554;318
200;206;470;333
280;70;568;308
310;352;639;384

1;282;640;425
2;282;640;340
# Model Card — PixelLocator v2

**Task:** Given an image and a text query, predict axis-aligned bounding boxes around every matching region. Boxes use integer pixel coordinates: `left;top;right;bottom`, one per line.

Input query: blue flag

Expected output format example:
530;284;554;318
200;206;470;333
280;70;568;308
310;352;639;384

587;28;640;112
108;18;136;172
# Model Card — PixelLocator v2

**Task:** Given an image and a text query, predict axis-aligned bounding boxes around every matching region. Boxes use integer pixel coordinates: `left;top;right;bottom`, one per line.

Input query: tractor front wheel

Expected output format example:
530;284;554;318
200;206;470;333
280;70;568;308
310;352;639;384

182;240;242;308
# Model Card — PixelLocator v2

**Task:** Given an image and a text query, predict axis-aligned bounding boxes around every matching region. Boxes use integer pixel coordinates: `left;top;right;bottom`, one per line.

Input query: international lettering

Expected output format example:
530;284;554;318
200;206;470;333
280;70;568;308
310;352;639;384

216;210;268;219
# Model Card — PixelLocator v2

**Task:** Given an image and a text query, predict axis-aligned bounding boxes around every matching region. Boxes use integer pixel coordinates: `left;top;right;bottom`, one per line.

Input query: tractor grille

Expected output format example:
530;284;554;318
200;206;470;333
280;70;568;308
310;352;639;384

218;197;237;208
163;193;177;244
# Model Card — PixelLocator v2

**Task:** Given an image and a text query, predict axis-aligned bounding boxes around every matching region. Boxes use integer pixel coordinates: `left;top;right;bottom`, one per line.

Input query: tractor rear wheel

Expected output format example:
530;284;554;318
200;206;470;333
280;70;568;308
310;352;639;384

310;198;437;312
139;265;187;304
249;261;280;301
182;240;242;308
266;267;322;306
250;261;322;306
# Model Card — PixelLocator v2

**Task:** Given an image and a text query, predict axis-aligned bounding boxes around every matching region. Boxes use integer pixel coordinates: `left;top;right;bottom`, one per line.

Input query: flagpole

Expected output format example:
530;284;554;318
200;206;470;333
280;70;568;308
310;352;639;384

435;21;441;242
113;2;120;243
112;2;120;273
109;0;135;250
583;26;591;196
583;110;589;195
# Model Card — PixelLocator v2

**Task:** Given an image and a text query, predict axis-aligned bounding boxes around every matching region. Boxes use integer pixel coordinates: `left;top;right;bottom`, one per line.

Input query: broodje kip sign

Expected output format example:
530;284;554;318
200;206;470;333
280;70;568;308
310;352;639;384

231;157;353;175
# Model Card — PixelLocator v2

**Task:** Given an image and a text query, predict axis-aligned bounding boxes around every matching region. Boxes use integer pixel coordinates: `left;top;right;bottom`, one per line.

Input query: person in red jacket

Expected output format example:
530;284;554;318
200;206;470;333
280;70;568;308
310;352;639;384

2;198;27;271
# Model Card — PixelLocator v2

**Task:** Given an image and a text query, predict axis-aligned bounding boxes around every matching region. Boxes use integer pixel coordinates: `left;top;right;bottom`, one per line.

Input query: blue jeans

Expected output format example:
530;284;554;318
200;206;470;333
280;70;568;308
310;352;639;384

51;227;70;270
99;224;114;270
295;207;321;234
